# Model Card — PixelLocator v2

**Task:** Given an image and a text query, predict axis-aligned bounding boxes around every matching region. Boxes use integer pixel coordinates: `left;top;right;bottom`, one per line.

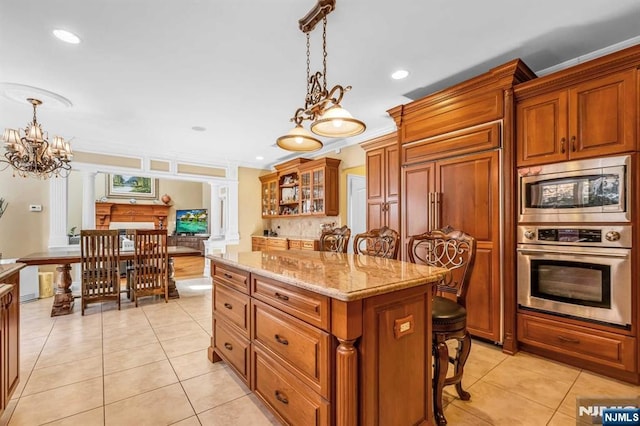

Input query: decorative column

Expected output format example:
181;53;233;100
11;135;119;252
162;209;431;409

204;182;225;277
82;171;97;229
48;177;69;248
209;182;221;237
225;166;240;243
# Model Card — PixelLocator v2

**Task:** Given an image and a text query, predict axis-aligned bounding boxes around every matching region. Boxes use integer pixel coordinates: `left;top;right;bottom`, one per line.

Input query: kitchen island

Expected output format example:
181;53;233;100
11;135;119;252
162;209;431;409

207;250;447;426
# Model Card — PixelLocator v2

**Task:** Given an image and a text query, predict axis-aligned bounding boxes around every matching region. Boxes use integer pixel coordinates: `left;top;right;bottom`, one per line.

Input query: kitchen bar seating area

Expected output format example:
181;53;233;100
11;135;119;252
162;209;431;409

3;1;640;424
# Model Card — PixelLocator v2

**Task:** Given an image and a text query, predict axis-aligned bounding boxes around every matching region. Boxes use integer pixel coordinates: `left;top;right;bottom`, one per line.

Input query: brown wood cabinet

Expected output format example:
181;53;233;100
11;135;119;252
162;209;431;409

361;133;399;232
0;265;22;416
167;235;207;254
516;69;636;166
208;254;440;425
402;149;501;341
260;172;279;218
251;236;319;252
389;59;535;347
518;312;636;382
260;158;341;219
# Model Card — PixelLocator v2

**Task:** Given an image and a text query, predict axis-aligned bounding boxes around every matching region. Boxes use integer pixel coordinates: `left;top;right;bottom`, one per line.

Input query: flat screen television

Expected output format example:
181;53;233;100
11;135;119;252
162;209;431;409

175;209;208;235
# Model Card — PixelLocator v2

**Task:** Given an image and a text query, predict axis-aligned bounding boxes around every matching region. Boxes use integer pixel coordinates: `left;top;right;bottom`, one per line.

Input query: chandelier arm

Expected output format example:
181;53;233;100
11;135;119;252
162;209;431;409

298;0;335;33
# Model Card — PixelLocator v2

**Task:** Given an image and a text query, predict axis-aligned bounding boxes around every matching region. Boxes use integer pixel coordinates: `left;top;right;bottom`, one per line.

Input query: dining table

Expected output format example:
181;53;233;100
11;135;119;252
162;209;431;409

17;246;201;316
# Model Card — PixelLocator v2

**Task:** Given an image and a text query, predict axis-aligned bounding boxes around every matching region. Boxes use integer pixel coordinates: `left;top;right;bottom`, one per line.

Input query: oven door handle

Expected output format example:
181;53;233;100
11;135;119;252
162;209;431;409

517;247;629;258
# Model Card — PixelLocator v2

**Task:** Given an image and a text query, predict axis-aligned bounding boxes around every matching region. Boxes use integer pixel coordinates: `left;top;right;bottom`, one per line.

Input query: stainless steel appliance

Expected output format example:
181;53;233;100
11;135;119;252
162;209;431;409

517;225;631;327
518;155;630;223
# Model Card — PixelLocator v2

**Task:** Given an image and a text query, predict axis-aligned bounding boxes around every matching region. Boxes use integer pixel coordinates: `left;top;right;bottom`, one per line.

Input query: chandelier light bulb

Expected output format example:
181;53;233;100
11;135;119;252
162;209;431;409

295;136;304;144
311;105;365;138
332;119;343;128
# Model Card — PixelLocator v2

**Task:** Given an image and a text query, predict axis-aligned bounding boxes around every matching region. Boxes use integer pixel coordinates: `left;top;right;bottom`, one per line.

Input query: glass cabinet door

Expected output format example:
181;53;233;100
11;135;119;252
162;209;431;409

269;180;278;216
300;171;312;214
261;182;269;216
313;168;324;214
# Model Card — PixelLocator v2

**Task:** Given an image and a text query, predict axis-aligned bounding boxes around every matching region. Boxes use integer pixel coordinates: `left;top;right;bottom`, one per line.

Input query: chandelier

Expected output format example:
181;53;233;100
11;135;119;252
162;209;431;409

277;0;366;152
1;98;72;178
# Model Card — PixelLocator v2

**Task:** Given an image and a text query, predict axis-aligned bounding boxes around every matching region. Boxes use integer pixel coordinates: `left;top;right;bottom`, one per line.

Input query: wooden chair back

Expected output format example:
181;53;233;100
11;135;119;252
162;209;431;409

80;229;121;314
131;229;169;306
319;226;351;253
407;226;476;307
352;226;400;259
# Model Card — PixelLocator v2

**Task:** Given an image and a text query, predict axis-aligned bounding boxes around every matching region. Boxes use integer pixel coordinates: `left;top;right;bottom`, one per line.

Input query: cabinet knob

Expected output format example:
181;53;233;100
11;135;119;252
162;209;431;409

571;136;576;152
223;302;233;310
560;137;566;154
523;230;536;240
605;231;621;242
224;342;233;350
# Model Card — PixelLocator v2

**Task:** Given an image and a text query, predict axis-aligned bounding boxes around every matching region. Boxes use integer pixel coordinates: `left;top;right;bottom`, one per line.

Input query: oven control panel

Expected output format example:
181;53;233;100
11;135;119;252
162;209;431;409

517;225;631;248
537;228;601;243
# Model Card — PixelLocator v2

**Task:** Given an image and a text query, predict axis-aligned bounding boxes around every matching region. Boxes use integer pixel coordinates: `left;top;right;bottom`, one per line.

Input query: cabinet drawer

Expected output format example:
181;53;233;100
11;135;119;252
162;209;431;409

518;314;636;372
212;262;249;294
252;300;330;398
300;240;317;251
214;283;250;337
214;318;250;383
252;237;267;251
267;239;288;250
251;274;330;331
288;239;302;250
253;346;330;426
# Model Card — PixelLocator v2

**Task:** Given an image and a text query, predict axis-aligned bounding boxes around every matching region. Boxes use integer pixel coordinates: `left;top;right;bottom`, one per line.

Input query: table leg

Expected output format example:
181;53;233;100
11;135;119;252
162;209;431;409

168;257;180;299
51;263;74;317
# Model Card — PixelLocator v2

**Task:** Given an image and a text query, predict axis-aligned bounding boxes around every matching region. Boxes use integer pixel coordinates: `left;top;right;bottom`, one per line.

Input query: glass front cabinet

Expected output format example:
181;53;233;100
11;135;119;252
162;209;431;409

261;157;340;218
259;172;279;218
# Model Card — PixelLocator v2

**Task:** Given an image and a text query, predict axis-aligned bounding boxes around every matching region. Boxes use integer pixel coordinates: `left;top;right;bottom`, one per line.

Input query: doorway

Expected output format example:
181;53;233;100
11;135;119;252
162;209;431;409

347;174;366;253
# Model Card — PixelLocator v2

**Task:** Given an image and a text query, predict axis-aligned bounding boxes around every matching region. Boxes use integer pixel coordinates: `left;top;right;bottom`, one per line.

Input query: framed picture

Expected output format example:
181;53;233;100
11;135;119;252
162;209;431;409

106;174;159;200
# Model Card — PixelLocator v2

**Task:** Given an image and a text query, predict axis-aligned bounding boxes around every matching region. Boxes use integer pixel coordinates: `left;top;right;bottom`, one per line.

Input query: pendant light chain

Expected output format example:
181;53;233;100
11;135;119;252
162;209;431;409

322;16;328;93
306;32;311;100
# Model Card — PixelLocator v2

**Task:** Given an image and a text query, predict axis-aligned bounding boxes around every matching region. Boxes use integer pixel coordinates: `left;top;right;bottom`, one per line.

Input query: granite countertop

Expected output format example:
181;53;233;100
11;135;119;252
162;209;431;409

0;263;25;281
208;251;446;301
0;283;13;298
252;235;318;241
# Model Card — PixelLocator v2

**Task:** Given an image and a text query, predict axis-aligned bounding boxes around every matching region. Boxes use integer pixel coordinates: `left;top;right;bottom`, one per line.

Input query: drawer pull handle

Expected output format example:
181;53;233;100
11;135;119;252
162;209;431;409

560;137;566;153
224;302;233;310
274;334;289;345
275;390;289;405
557;335;580;344
274;292;289;301
224;342;233;350
223;273;233;279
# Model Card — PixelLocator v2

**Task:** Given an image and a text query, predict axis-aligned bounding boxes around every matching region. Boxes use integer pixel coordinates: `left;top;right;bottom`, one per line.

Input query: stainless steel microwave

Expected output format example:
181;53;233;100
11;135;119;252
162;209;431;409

518;155;630;223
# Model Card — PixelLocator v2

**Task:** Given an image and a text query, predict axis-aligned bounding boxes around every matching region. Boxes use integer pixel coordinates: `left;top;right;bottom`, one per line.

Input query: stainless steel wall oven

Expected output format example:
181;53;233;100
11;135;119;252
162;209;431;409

517;225;631;328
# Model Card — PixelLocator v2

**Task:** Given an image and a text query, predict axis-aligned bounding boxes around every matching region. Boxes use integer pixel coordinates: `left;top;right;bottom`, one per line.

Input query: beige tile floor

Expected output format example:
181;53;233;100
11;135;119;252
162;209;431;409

1;276;638;425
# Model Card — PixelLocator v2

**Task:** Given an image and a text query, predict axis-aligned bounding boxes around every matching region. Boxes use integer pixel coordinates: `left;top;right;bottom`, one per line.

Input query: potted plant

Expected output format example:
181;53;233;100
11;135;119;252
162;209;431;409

68;226;80;245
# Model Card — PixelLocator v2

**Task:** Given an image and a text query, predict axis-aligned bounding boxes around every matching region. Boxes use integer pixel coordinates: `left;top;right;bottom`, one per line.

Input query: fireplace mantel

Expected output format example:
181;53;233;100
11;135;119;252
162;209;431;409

95;202;170;230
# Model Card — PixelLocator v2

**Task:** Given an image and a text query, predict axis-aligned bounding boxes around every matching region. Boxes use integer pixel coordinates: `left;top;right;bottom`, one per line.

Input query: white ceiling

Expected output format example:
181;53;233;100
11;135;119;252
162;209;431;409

2;0;640;171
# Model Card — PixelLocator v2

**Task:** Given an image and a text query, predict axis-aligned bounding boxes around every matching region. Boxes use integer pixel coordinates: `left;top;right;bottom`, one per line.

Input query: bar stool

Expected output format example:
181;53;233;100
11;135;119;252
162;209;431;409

407;226;476;425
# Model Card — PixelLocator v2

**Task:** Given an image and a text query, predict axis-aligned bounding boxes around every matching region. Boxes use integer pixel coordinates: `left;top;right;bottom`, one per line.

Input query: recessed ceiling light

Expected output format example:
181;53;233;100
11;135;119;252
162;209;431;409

391;69;409;80
191;126;206;132
53;29;81;44
256;156;264;161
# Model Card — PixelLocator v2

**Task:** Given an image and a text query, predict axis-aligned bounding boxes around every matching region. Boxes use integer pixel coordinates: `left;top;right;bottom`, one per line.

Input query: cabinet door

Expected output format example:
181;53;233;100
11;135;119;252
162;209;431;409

299;171;312;215
569;69;636;159
312;168;325;214
401;162;435;260
366;147;385;230
384;145;400;232
516;91;568;166
435;151;501;342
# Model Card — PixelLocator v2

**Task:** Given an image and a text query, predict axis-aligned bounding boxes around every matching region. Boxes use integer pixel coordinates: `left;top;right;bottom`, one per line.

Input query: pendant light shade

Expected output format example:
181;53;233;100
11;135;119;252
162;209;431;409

276;124;323;152
310;105;366;137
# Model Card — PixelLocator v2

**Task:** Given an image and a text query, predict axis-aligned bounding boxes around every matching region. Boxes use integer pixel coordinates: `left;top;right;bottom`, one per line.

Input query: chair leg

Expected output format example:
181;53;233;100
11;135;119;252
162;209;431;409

453;332;471;401
433;337;449;426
